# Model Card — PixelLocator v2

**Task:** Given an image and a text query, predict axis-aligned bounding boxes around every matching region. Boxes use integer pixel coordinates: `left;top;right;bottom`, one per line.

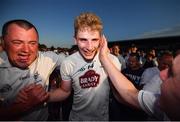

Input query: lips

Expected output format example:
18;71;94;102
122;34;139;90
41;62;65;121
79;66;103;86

18;55;30;63
84;50;95;56
84;52;94;56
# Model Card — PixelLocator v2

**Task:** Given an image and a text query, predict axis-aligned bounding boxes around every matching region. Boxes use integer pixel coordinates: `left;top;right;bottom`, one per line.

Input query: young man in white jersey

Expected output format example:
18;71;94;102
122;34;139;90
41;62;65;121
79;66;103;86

49;12;121;120
99;36;180;120
0;19;65;120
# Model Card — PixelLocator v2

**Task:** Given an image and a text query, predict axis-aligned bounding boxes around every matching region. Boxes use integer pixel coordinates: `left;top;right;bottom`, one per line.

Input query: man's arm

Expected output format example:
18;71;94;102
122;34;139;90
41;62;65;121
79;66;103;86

99;35;140;109
0;84;49;120
48;80;72;102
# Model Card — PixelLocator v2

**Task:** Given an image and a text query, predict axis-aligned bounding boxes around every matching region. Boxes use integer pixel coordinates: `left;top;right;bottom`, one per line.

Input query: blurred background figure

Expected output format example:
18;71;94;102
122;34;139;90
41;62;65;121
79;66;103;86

111;44;126;70
142;50;174;94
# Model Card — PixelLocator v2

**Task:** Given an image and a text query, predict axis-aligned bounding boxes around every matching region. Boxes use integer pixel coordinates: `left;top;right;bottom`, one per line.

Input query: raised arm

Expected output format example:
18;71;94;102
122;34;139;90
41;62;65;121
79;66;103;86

99;35;140;109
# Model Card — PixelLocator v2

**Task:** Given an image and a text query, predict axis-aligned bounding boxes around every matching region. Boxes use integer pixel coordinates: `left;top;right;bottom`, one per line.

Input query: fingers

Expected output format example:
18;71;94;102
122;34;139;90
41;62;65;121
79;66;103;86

101;35;108;50
24;83;36;92
15;88;28;104
99;35;110;58
100;34;105;48
13;84;49;113
102;35;109;53
16;84;48;105
27;84;49;103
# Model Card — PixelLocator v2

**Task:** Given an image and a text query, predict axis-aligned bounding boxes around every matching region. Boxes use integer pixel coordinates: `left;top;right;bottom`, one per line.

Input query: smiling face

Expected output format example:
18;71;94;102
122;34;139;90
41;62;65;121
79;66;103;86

3;23;38;69
73;12;103;61
74;28;101;61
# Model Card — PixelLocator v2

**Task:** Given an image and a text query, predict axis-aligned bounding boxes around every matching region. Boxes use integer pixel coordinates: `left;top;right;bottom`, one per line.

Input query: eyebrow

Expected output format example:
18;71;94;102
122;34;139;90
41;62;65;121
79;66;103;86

78;38;87;40
78;38;99;41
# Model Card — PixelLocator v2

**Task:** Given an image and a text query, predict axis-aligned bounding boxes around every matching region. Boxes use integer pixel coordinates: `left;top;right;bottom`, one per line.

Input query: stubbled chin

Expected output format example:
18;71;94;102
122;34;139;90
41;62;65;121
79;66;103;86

17;64;29;69
85;56;94;60
80;50;98;62
82;54;96;62
16;61;31;69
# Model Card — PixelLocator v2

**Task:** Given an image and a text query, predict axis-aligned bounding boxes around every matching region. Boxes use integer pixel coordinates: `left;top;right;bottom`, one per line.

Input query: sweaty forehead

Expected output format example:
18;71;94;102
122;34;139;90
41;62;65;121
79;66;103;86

77;29;100;37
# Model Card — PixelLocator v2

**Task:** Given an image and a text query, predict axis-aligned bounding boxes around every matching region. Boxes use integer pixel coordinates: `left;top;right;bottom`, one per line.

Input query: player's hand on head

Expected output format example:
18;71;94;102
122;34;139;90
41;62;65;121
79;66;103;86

99;35;110;59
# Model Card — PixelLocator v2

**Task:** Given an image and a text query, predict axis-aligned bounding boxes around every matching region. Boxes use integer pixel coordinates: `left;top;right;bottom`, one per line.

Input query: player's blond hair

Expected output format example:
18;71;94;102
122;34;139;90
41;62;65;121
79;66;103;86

74;12;103;37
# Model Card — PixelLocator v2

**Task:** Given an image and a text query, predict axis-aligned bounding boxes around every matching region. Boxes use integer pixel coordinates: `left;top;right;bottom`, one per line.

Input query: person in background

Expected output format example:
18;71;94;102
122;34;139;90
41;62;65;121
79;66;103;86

48;12;121;121
142;50;174;94
149;48;158;66
124;44;138;67
0;19;65;120
138;50;146;66
111;44;126;70
130;44;138;53
99;36;180;120
143;52;156;69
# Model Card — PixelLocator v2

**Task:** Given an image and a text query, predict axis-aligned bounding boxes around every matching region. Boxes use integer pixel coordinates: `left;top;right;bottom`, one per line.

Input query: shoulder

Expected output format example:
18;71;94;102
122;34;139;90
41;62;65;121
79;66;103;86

0;51;5;62
143;67;159;75
109;53;117;59
60;52;82;77
60;52;80;68
108;53;121;70
38;51;66;66
62;52;81;62
39;51;63;58
0;51;8;65
108;53;120;63
38;51;65;59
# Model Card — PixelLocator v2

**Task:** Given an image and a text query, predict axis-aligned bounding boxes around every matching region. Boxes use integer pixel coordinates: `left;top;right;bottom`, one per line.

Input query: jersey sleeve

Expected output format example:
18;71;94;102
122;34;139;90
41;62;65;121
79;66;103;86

43;51;65;65
60;59;72;81
138;90;165;120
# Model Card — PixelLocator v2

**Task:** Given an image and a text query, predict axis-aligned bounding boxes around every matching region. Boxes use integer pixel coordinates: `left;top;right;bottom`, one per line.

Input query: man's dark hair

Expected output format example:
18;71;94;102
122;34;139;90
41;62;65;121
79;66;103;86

158;50;173;60
2;19;39;38
130;52;140;61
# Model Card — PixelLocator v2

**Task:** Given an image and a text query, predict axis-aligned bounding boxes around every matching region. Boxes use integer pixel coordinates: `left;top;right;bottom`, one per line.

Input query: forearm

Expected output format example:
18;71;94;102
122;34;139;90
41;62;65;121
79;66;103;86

48;88;71;102
101;55;140;108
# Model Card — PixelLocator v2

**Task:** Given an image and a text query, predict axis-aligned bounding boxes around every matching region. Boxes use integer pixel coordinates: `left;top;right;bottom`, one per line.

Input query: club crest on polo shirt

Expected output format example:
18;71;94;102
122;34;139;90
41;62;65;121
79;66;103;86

79;70;100;88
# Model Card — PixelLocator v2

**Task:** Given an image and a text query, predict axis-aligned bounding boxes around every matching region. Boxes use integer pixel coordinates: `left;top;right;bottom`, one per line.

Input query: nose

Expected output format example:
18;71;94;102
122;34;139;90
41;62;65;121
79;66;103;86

22;43;30;53
86;41;93;50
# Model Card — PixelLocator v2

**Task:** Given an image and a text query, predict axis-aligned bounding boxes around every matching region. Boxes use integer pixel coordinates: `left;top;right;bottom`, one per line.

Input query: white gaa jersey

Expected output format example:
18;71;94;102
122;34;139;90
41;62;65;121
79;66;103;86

60;51;121;120
138;90;169;120
0;51;65;120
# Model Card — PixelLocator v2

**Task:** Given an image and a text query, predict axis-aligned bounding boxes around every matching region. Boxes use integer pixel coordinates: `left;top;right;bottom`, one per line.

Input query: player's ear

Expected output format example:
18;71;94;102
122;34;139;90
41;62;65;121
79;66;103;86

73;36;77;45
